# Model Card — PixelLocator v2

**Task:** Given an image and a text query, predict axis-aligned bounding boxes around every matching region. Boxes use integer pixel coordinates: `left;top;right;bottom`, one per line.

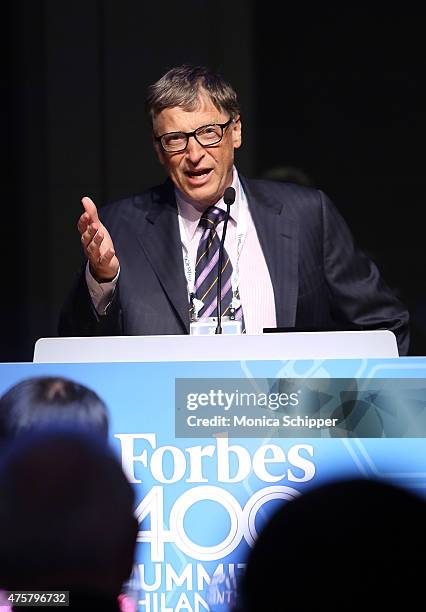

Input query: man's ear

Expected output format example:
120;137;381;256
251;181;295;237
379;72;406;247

232;116;242;149
153;137;166;166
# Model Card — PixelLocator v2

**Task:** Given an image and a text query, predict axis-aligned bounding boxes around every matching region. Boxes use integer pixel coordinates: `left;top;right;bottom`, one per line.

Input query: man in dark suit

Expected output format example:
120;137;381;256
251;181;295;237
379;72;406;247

59;65;409;354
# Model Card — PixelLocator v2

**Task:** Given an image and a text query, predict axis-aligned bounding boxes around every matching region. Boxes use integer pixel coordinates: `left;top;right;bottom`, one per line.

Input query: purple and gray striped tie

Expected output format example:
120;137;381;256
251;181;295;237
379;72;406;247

193;206;245;331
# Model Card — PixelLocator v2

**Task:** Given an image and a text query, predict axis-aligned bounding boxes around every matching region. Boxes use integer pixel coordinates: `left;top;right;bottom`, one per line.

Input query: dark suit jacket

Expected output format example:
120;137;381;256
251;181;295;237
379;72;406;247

59;177;409;354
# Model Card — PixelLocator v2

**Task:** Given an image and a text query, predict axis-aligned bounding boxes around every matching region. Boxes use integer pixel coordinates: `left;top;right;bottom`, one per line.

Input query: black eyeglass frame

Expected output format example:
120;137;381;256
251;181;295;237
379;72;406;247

154;117;235;153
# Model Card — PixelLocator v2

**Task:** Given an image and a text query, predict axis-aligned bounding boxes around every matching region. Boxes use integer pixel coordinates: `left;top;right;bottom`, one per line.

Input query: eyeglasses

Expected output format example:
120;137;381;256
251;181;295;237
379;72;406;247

154;118;235;153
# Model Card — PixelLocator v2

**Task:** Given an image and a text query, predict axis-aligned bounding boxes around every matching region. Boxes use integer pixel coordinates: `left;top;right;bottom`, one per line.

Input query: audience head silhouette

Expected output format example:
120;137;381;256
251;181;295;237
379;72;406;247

0;429;138;610
0;376;109;442
240;478;425;610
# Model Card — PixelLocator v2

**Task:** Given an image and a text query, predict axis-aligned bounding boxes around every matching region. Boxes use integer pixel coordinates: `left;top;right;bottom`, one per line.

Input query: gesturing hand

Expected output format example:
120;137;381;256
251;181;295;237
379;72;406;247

77;196;120;282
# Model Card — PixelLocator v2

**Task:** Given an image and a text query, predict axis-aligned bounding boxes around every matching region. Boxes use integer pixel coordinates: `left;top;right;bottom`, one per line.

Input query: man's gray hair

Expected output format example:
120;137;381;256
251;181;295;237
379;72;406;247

146;65;240;122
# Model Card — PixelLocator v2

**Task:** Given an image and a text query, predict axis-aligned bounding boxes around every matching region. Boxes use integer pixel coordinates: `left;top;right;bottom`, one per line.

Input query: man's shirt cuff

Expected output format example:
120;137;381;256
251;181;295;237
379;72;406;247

85;262;119;315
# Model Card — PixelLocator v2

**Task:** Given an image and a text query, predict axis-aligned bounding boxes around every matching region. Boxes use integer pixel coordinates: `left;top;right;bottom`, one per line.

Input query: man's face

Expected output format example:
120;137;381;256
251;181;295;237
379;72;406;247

153;93;242;208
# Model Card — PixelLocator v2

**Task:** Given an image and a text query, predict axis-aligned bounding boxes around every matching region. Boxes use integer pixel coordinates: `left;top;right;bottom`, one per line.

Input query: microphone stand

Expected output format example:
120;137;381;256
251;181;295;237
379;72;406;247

215;187;236;334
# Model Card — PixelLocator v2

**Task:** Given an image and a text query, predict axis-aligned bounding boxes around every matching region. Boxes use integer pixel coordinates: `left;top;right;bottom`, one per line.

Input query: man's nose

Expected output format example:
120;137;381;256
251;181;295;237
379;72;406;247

185;136;205;164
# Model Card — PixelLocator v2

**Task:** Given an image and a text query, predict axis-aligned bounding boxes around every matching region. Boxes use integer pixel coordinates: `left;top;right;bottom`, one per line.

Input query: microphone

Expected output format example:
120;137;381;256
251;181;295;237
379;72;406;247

215;186;236;334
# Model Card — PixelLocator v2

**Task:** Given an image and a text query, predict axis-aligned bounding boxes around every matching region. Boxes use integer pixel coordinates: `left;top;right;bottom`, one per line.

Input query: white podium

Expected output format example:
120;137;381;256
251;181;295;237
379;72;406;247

33;330;399;362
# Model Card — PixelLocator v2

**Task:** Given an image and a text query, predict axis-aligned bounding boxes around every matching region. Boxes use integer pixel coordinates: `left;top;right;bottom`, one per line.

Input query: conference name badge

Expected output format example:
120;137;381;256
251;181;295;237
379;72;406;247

190;317;242;335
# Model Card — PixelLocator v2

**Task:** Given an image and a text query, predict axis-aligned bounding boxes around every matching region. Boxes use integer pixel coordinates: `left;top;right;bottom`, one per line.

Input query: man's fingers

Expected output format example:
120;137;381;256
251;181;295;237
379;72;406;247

81;196;100;223
77;211;99;236
77;198;118;279
92;229;104;247
80;223;96;246
98;248;116;266
85;228;103;258
77;212;90;235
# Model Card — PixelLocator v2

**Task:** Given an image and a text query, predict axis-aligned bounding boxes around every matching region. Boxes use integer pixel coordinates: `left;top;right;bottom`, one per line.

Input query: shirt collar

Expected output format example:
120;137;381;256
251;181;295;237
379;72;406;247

175;167;240;241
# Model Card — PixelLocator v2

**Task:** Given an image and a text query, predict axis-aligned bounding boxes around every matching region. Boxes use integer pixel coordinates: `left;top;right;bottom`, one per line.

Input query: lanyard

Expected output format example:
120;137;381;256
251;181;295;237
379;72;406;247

179;180;248;318
230;184;248;308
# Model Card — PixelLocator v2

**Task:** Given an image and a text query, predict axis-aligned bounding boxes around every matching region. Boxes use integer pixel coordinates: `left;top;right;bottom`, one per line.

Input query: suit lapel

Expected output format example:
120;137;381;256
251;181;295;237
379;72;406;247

134;180;190;333
241;177;299;328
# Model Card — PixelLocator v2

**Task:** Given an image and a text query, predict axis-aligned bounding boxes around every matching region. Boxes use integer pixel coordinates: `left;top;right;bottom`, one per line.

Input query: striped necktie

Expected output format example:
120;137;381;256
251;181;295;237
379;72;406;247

193;206;245;330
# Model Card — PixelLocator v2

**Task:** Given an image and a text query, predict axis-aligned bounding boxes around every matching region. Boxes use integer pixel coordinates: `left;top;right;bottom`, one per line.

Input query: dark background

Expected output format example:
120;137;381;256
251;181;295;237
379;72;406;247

4;2;425;361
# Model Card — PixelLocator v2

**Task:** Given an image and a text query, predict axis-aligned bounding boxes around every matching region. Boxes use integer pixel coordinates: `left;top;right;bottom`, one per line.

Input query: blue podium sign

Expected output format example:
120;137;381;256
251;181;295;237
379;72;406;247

1;357;425;611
